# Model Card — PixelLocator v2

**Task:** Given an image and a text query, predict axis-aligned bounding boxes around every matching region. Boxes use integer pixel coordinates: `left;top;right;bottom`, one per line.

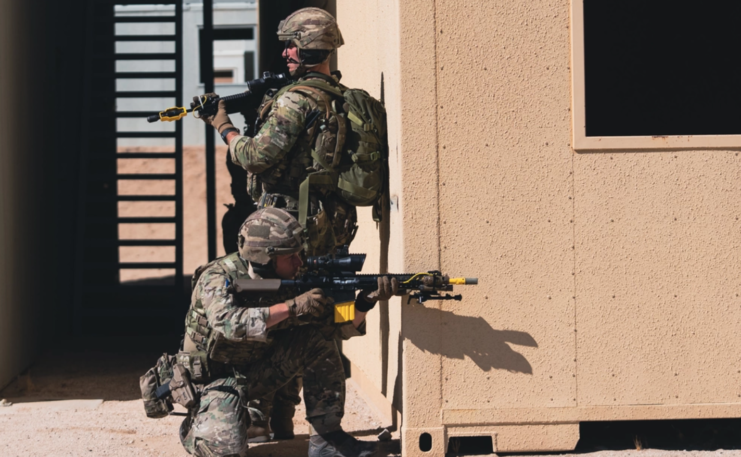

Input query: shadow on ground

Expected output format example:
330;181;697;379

501;419;741;456
575;419;741;452
0;350;162;402
249;436;400;457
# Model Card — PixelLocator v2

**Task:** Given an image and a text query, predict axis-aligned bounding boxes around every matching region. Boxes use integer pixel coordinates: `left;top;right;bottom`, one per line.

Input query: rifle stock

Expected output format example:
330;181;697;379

230;278;282;294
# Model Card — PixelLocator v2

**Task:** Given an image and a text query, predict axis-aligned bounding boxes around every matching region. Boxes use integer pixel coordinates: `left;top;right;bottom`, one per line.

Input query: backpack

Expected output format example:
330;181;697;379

272;78;388;226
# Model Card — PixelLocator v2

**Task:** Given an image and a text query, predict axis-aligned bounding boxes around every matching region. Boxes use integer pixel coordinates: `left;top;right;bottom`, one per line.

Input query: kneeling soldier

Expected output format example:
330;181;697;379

174;208;392;457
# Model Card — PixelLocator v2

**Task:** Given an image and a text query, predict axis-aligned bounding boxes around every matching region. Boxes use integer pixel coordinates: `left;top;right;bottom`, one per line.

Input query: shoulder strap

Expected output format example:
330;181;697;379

293;78;344;98
287;85;333;117
298;172;336;234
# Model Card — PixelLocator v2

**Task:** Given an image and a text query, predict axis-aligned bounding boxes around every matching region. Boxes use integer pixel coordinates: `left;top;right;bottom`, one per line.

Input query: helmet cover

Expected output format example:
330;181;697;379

277;7;344;52
238;208;304;265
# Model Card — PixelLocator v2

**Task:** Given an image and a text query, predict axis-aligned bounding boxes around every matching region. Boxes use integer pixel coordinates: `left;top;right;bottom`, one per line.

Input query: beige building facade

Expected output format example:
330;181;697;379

330;0;741;455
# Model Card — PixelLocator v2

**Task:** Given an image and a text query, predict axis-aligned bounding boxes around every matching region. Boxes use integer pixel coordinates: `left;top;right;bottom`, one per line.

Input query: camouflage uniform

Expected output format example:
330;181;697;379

227;72;358;257
180;251;364;456
227;72;361;434
203;8;363;448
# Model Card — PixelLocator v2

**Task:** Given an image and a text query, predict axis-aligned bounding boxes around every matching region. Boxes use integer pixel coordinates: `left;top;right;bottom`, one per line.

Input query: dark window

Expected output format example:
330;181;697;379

244;51;255;81
584;1;741;137
199;27;254;83
214;69;234;83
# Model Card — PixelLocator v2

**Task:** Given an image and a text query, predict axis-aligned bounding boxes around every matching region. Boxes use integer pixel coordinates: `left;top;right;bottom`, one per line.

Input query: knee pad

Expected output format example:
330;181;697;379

194;438;247;457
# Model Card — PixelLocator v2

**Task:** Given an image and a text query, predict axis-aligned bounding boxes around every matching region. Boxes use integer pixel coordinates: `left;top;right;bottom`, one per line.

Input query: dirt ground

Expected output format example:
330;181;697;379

1;352;739;456
0;351;399;457
25;153;735;456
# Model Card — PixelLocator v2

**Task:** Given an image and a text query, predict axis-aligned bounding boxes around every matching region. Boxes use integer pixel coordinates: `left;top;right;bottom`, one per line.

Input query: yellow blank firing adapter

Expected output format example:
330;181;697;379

448;277;478;285
334;301;355;323
159;106;188;122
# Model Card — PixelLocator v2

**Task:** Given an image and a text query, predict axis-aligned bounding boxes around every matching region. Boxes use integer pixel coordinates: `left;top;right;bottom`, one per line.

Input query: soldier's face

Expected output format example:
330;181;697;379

274;252;303;279
282;42;301;74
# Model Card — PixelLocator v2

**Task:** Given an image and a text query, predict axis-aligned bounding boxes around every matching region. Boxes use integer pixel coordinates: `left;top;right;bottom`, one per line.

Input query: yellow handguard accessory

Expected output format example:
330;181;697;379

334;301;355;323
448;277;478;285
159;106;188;122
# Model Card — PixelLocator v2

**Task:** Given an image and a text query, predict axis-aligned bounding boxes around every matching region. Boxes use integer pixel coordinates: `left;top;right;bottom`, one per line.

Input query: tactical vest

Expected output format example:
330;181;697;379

250;73;362;257
184;252;296;366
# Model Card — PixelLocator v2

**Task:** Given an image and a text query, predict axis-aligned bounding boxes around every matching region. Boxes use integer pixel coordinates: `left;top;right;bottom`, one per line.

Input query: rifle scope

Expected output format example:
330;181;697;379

306;253;367;273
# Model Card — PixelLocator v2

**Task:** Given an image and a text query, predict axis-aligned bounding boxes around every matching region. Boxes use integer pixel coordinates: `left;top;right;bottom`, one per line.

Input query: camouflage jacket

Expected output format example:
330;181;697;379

228;72;334;199
185;252;292;348
185;252;365;366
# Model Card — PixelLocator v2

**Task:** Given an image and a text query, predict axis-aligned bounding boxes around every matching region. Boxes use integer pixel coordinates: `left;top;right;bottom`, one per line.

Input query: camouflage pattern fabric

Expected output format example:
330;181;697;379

180;325;346;456
187;253;271;345
229;82;318;194
228;75;358;257
277;7;344;52
237;207;303;265
180;377;249;457
186;252;299;365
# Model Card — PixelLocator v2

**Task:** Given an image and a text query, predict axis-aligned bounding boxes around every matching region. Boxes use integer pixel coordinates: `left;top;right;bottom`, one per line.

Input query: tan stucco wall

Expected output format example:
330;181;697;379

335;0;405;427
336;0;741;455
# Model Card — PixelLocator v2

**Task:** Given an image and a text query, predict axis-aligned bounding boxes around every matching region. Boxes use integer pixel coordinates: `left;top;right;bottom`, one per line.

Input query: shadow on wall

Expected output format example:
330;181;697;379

405;307;537;375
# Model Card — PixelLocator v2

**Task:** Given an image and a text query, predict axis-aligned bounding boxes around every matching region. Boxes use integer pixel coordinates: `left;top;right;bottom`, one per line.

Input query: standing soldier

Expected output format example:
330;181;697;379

194;7;388;444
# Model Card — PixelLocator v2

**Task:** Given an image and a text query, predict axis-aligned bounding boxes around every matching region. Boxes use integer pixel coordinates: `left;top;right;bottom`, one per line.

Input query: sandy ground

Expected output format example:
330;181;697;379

1;352;739;456
0;351;399;457
34;152;738;456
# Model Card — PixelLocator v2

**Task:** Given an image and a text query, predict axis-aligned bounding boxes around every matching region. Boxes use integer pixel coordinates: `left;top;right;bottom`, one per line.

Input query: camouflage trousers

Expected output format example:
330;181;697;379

180;325;346;456
248;374;302;430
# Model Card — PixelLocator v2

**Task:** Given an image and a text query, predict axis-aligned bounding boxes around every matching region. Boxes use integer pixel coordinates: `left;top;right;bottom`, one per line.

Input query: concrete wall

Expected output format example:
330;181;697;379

336;0;741;455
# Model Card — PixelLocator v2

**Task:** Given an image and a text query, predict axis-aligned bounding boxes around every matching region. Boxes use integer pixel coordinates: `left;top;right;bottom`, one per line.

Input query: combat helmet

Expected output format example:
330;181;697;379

277;7;343;71
238;208;303;265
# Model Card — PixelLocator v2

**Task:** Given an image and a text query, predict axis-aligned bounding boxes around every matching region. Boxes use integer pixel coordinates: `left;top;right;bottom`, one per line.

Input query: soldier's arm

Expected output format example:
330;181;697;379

197;270;272;342
337;319;367;340
228;91;313;174
266;303;289;328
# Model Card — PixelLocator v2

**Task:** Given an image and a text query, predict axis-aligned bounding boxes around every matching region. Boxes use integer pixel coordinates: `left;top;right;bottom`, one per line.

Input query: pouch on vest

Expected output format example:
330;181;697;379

139;353;175;418
169;364;197;409
176;350;210;384
207;332;268;366
289;80;388;224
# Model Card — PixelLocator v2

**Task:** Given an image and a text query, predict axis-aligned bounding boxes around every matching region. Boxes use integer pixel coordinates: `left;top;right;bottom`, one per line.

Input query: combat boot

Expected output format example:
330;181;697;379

270;412;295;440
308;430;380;457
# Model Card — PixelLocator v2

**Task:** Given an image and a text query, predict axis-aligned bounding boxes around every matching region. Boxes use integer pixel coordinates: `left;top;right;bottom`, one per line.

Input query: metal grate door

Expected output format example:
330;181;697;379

75;0;185;337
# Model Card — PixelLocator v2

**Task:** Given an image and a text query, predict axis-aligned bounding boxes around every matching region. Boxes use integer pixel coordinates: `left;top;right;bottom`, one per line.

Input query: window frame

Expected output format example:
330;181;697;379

570;0;741;151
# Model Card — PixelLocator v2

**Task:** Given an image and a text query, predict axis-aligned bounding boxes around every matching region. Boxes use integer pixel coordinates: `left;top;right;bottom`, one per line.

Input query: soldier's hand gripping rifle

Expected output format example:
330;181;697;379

146;72;292;123
230;247;478;323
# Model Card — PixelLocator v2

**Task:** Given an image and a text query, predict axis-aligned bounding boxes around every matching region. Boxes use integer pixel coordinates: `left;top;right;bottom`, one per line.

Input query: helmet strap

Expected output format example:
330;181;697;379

285;44;331;77
250;260;277;279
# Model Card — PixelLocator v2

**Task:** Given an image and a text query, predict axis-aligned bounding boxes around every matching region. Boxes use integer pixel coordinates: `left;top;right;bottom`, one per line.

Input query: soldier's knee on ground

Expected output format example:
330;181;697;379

194;439;246;457
181;378;250;456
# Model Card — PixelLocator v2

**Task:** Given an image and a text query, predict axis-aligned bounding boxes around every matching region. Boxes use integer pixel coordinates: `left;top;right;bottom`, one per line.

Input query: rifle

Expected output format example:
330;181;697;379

230;247;478;323
146;72;292;123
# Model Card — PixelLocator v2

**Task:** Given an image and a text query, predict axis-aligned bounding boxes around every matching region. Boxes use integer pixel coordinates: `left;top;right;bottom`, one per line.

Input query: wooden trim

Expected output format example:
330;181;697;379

569;0;741;151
